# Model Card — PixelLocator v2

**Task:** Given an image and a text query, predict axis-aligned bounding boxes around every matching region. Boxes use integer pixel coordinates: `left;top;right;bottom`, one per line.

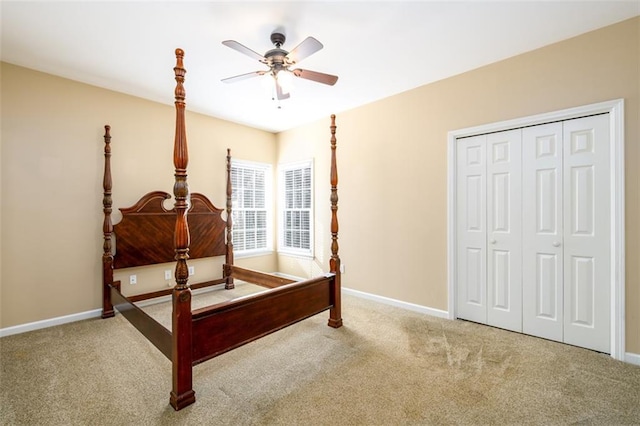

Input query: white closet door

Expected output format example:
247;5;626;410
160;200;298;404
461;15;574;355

456;135;487;323
522;122;564;342
563;114;610;353
486;130;522;332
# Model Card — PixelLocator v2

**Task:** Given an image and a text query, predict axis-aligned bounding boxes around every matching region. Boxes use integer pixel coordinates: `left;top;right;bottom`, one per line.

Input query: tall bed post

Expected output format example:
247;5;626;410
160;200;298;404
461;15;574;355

328;114;343;328
225;148;235;289
169;48;196;411
101;125;115;319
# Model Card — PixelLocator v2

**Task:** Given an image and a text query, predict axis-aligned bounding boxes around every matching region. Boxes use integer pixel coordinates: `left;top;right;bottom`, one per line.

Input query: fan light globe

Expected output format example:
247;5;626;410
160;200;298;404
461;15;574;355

277;71;294;94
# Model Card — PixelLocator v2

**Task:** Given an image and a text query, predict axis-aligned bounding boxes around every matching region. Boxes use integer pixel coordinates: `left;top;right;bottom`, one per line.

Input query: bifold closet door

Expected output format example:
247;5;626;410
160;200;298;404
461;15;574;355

562;115;610;353
457;130;522;331
486;130;522;332
522;115;610;353
456;135;487;324
522;122;564;342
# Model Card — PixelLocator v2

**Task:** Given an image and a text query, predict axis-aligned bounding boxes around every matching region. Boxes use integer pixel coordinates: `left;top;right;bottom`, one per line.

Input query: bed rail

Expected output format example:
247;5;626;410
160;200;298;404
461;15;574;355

110;286;172;359
229;265;297;288
126;278;227;303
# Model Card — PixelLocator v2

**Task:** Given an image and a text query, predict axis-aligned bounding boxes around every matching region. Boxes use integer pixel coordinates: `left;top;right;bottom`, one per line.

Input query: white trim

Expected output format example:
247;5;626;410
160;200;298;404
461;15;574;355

234;249;275;259
447;131;457;321
447;99;625;360
343;287;449;319
609;101;626;361
0;309;102;337
625;352;640;366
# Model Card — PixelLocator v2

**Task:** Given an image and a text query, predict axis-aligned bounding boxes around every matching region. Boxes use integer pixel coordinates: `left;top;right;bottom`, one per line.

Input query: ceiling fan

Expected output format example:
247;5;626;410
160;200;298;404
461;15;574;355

221;31;338;101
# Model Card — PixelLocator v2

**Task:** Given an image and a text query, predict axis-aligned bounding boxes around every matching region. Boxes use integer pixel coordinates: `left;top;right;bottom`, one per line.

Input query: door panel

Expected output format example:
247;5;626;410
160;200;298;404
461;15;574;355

486;130;522;332
569;256;595;326
456;135;487;323
522;122;564;342
535;253;560;319
563;115;610;353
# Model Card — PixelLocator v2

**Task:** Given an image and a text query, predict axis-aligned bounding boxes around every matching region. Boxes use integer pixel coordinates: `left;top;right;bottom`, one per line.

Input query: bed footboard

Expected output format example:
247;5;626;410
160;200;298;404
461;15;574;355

190;274;337;364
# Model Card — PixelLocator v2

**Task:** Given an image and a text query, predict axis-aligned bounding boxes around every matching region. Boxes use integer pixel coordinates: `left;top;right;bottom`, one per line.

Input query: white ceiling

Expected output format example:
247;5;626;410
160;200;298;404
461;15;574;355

2;1;639;133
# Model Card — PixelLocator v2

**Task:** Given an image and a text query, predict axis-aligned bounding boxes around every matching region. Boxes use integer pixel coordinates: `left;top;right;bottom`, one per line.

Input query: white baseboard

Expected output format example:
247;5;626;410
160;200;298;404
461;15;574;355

343;287;449;319
625;352;640;366
0;309;103;338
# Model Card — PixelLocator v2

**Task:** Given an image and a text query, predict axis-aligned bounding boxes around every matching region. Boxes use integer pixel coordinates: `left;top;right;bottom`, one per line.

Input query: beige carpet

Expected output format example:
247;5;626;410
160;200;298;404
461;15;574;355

1;286;639;425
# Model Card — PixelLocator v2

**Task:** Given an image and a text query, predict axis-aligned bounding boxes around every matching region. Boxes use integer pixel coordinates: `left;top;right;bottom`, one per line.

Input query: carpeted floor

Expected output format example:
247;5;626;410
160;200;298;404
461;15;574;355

1;286;639;425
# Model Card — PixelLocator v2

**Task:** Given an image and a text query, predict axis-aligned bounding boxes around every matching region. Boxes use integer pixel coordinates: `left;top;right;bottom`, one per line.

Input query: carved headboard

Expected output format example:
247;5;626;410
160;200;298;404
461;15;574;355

112;191;227;269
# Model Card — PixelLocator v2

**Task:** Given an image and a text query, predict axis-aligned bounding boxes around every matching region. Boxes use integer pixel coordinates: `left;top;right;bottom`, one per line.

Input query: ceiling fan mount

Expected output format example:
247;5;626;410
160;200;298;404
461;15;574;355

269;31;286;48
221;30;339;101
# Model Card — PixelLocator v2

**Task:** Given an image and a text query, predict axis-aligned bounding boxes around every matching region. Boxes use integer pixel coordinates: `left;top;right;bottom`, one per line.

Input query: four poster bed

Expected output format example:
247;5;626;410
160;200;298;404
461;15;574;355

100;48;342;410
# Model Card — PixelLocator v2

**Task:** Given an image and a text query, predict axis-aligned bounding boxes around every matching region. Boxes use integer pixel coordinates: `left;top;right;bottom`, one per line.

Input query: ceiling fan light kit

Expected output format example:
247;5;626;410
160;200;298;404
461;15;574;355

222;31;338;102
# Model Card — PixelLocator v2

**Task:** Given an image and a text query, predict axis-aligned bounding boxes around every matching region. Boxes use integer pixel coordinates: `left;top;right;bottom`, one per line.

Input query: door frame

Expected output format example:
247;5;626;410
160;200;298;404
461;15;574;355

447;99;625;360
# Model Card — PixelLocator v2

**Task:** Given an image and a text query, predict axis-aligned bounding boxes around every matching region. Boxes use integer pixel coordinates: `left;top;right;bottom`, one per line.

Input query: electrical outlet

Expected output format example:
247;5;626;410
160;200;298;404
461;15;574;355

340;264;345;274
164;270;172;280
188;266;195;276
129;275;137;285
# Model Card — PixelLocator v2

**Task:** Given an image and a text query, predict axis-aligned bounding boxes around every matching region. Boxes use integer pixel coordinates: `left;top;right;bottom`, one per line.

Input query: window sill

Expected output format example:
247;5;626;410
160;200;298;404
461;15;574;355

277;250;314;260
234;249;275;259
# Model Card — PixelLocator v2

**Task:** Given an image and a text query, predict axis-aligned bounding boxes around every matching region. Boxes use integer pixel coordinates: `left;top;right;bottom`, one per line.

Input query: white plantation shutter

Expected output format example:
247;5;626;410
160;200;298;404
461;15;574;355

231;160;271;253
280;160;313;256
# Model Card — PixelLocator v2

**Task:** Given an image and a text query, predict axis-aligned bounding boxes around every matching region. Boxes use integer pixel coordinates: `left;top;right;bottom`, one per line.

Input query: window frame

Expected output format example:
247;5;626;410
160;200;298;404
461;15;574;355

278;159;314;257
230;158;273;257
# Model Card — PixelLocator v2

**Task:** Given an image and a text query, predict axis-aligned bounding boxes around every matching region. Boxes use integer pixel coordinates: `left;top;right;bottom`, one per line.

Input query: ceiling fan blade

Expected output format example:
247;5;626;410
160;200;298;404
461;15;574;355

275;79;291;100
286;37;323;64
222;40;265;62
292;69;338;86
221;70;266;83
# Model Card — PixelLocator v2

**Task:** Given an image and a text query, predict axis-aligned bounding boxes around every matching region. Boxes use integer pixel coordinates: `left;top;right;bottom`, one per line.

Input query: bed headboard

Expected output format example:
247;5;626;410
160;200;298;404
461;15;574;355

111;191;226;269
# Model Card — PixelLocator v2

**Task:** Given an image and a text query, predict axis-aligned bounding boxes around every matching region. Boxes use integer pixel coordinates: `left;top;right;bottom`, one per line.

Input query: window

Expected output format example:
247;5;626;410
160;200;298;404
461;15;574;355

279;160;313;256
230;160;272;255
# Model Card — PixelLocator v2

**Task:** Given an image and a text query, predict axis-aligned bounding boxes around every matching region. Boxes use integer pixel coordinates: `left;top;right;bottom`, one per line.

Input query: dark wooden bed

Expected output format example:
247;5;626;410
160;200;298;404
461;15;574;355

100;48;342;411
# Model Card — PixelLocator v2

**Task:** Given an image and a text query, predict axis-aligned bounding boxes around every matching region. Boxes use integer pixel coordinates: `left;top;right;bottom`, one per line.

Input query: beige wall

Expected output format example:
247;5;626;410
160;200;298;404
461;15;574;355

1;17;638;354
0;63;277;327
277;17;640;353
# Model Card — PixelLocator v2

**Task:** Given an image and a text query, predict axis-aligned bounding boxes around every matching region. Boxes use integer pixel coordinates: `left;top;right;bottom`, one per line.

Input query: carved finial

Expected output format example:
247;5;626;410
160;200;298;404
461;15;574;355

174;48;186;105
